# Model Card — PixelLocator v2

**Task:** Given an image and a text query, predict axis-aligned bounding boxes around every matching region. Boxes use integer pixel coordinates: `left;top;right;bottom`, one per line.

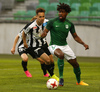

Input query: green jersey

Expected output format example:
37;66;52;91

46;17;76;45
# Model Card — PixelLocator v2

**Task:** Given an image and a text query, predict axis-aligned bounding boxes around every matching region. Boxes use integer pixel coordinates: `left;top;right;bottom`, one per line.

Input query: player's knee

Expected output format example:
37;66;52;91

50;57;54;63
50;59;54;63
74;63;79;68
21;54;28;62
46;58;51;63
49;55;54;63
45;61;50;65
23;56;28;62
58;53;64;59
54;48;64;59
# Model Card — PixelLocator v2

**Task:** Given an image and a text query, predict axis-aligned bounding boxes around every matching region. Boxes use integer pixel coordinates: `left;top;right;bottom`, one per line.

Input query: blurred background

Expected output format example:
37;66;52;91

0;0;100;57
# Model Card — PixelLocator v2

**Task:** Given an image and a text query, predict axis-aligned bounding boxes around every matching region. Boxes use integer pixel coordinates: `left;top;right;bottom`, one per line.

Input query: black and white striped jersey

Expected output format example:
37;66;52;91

18;23;32;49
23;19;49;47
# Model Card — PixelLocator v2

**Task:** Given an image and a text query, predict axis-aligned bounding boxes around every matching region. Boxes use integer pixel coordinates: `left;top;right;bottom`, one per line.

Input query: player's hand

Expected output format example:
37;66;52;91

24;43;28;48
83;43;89;50
41;31;47;38
11;48;15;54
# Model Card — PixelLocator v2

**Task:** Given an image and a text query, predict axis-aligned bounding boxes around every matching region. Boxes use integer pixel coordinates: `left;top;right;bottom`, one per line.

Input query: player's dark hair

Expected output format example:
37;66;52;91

57;3;71;13
36;8;45;15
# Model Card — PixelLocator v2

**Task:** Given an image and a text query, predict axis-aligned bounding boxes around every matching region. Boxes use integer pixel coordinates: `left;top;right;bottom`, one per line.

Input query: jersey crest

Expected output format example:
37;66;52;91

65;25;69;29
43;22;47;26
33;26;37;29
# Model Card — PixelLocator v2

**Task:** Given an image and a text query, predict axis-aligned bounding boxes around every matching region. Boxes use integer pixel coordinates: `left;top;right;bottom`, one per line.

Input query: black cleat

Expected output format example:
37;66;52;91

59;78;64;86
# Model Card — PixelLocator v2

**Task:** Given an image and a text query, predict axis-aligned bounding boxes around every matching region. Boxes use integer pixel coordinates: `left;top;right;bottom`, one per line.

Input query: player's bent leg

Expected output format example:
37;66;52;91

49;54;54;63
21;53;28;62
54;48;64;59
40;53;50;65
47;54;56;78
36;57;45;64
57;58;64;86
40;53;58;79
21;53;32;77
37;58;49;77
68;58;89;85
36;58;49;77
68;58;79;68
54;49;64;86
45;61;56;78
49;54;55;76
37;58;48;76
21;53;28;71
68;58;81;83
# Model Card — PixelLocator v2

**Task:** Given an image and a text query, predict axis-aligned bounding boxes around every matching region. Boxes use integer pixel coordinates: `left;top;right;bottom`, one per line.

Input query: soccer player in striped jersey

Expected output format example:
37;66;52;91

11;15;50;77
11;28;50;77
22;8;59;81
41;3;89;86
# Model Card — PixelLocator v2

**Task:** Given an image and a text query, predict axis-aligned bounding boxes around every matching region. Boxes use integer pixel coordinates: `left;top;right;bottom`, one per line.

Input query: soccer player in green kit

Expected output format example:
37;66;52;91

41;3;89;86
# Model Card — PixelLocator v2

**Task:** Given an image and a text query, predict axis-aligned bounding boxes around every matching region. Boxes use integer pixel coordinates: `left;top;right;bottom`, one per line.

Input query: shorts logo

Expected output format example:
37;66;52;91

51;46;55;50
34;48;40;54
19;48;25;52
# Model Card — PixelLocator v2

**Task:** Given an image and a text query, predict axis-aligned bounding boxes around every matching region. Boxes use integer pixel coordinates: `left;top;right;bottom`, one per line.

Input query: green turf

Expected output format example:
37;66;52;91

0;54;100;92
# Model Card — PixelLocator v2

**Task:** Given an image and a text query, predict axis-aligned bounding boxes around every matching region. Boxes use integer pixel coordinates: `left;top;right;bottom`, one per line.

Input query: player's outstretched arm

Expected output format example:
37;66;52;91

72;32;89;50
11;35;19;54
22;31;28;48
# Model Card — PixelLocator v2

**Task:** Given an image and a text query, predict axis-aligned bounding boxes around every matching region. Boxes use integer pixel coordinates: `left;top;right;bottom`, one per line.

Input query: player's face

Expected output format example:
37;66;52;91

36;12;45;25
58;9;68;21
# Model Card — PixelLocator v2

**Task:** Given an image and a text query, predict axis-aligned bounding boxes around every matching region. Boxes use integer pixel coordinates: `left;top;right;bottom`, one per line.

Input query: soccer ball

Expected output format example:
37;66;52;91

46;78;58;90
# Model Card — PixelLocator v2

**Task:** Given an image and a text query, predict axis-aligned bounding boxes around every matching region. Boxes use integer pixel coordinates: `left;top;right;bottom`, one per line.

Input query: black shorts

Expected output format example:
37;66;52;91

29;43;51;58
41;43;51;56
18;47;37;58
18;47;27;56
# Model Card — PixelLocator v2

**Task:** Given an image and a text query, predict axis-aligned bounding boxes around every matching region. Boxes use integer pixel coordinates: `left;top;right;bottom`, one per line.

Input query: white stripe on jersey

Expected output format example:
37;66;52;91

18;29;31;49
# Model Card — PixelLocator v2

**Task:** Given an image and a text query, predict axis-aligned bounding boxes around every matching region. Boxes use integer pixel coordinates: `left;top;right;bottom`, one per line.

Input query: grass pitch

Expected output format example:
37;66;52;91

0;54;100;92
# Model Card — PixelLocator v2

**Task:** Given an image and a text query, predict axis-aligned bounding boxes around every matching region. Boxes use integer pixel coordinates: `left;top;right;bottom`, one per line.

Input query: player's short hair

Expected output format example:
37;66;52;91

36;8;45;15
57;3;71;13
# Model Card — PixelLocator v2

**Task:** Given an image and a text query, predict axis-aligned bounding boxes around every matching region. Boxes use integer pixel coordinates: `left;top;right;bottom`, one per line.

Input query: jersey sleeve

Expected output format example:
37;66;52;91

18;32;22;38
23;24;30;34
46;19;53;30
70;23;76;34
23;22;32;34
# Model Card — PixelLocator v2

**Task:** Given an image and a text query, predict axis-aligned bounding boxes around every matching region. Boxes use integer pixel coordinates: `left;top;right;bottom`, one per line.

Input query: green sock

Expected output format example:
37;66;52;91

57;58;64;79
74;67;81;83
